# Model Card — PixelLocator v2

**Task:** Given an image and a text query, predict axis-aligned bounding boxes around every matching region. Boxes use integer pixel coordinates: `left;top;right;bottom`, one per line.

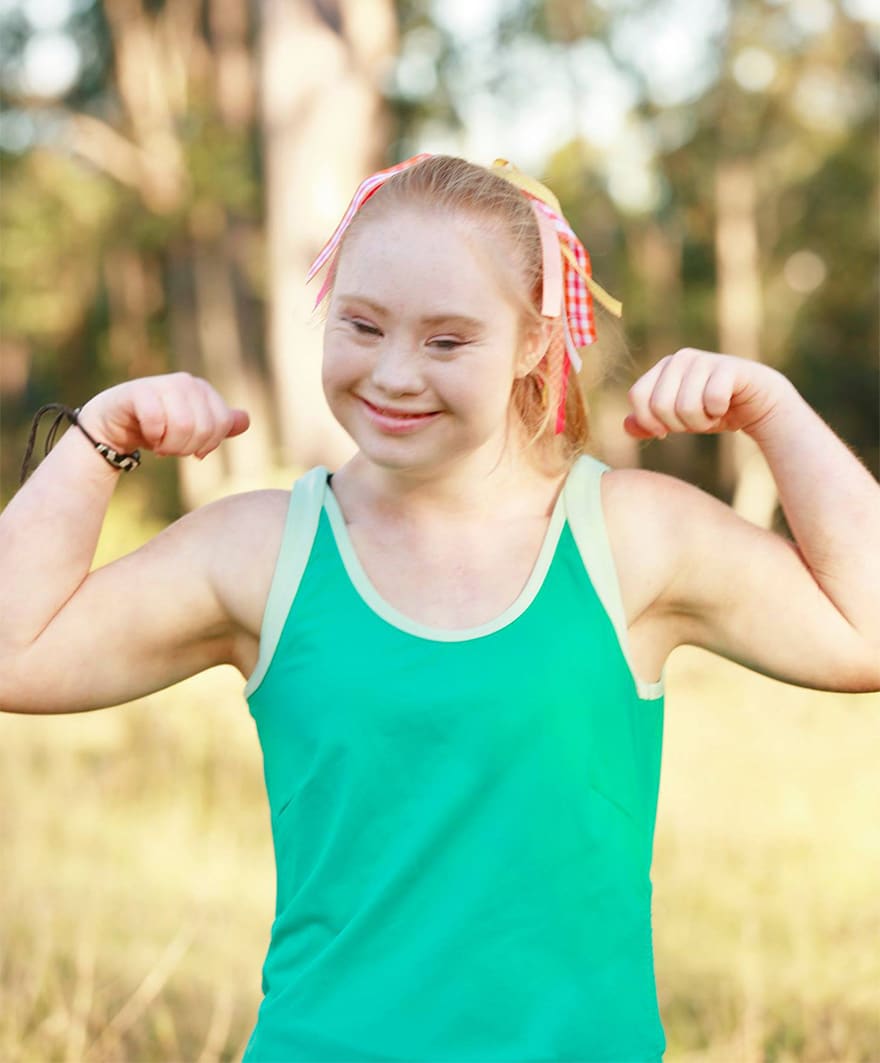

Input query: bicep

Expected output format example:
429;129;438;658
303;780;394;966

661;478;877;692
604;469;877;694
1;492;282;714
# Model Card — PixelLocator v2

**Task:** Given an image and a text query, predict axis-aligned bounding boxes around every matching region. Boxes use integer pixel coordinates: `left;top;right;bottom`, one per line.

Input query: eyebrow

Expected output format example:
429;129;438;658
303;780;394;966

335;295;485;331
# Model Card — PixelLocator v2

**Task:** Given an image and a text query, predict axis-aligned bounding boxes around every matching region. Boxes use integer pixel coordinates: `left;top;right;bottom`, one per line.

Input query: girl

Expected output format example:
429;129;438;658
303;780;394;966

2;154;878;1063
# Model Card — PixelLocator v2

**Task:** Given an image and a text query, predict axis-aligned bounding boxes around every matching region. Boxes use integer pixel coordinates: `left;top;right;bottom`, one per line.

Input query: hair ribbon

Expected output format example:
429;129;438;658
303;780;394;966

307;153;433;305
488;159;623;431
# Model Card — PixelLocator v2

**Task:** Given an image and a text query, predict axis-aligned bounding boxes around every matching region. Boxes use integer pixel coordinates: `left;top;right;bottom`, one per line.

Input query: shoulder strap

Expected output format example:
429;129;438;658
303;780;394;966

563;455;664;701
244;466;328;699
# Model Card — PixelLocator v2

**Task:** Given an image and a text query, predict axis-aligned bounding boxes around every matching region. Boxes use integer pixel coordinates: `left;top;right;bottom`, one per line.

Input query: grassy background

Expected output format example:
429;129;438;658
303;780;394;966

1;498;878;1062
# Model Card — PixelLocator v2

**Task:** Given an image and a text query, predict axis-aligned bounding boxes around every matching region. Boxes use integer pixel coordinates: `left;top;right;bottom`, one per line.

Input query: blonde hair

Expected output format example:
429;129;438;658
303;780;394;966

333;155;594;474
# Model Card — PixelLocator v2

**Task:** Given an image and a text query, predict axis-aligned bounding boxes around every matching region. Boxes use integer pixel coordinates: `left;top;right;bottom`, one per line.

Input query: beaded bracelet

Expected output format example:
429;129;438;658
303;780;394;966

19;403;141;486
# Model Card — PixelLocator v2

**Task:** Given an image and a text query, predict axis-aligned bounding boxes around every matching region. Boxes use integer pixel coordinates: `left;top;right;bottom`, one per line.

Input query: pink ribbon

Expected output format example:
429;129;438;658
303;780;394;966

532;203;563;319
306;153;433;293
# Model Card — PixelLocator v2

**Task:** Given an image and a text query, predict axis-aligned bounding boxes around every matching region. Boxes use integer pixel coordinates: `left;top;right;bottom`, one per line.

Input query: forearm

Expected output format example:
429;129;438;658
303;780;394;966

0;419;121;651
747;373;880;641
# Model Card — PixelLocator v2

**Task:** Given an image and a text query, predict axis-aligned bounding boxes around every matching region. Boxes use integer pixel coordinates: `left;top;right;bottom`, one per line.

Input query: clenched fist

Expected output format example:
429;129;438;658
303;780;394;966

623;349;792;440
77;373;250;460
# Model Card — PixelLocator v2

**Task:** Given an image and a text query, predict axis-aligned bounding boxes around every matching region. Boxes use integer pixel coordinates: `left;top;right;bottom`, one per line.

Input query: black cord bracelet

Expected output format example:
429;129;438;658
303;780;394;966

19;403;141;487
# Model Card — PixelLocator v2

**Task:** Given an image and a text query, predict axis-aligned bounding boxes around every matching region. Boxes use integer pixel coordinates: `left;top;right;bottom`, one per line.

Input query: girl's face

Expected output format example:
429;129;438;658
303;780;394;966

322;206;538;478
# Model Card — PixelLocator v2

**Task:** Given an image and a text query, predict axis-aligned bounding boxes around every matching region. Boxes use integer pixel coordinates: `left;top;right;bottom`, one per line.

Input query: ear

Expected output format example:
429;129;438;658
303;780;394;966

515;319;553;379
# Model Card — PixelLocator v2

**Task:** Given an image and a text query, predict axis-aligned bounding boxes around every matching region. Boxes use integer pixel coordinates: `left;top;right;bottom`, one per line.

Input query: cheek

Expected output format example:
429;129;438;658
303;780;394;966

443;362;516;432
321;344;356;420
322;335;362;393
469;347;520;402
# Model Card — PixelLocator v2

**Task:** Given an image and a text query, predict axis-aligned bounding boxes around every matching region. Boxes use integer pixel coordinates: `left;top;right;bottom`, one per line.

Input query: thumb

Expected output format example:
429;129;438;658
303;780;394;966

227;409;251;438
623;413;658;440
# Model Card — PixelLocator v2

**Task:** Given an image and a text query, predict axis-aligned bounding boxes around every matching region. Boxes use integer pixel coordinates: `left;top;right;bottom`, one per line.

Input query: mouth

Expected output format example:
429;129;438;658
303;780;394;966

358;397;442;433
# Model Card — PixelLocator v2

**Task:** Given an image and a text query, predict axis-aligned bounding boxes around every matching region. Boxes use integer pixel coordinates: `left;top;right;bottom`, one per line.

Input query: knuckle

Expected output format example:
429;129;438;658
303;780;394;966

630;376;653;401
176;414;196;437
136;403;167;441
648;393;671;418
704;381;730;409
675;391;701;420
704;390;727;413
682;412;707;431
193;375;215;397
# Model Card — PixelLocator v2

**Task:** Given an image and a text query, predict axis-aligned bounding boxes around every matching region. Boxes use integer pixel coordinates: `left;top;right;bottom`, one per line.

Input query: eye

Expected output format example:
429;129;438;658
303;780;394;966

428;337;464;353
346;318;381;336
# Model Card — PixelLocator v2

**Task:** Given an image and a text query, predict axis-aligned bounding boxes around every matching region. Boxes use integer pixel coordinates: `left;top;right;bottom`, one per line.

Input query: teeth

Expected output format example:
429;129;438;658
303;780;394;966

363;399;435;418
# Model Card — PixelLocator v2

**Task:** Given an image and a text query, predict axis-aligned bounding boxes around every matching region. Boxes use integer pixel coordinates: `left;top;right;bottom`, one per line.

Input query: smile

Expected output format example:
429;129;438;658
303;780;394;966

358;397;442;433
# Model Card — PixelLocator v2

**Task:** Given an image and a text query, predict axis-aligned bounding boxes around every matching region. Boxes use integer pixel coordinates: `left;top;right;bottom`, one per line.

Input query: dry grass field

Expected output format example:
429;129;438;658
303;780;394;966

1;496;878;1063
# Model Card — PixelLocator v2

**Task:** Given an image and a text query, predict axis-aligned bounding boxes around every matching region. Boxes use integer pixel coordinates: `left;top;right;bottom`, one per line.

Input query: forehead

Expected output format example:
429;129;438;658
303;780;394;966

333;206;520;313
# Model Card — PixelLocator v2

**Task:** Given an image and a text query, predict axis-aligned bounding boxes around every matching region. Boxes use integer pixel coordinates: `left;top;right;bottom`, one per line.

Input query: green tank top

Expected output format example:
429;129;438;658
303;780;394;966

242;455;666;1062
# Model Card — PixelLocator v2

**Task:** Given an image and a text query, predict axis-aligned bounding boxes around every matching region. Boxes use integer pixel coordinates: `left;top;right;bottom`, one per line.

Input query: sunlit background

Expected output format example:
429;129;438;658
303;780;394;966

1;1;878;1060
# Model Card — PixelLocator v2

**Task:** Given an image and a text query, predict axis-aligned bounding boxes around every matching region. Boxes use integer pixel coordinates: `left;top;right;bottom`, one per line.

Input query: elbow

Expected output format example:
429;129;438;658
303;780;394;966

837;641;880;694
0;647;47;714
0;651;20;713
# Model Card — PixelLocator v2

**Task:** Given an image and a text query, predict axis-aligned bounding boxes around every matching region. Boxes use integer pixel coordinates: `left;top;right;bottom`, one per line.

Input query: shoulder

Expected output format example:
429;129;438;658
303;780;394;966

195;486;292;536
164;487;291;566
595;465;723;626
597;463;786;623
183;488;292;640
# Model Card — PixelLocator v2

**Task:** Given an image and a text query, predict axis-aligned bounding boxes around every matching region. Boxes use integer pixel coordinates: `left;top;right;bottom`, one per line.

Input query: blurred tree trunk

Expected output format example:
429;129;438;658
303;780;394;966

208;0;255;131
67;0;273;508
259;0;397;470
639;220;683;366
638;219;694;478
714;159;778;528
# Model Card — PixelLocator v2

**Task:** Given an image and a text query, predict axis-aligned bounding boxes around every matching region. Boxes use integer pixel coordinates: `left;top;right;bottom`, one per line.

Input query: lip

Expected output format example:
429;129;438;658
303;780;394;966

358;397;442;434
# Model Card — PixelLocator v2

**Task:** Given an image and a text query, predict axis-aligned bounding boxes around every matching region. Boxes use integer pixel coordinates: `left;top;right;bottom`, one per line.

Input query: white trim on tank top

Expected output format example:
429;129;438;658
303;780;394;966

322;474;566;643
244;466;326;699
244;455;664;701
564;456;665;701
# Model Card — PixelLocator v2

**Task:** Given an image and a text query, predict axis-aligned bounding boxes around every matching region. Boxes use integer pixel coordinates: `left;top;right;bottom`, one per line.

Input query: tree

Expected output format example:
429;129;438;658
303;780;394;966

1;0;270;508
259;0;398;471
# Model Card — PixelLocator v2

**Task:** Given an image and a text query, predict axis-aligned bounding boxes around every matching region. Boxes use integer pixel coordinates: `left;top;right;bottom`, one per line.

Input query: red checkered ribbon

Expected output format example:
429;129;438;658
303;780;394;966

533;199;591;367
533;199;597;430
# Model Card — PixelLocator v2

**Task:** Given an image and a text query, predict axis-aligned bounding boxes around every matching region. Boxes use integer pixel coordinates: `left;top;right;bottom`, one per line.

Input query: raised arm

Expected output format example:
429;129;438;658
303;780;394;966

615;349;880;693
0;373;269;714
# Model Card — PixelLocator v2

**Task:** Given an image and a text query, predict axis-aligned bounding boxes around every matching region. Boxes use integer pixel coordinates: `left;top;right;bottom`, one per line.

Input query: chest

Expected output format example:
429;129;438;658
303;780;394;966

344;516;554;629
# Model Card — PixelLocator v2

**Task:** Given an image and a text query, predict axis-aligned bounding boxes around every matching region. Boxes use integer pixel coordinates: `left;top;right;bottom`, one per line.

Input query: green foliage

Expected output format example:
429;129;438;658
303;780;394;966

0;152;116;343
0;1;263;511
779;116;879;473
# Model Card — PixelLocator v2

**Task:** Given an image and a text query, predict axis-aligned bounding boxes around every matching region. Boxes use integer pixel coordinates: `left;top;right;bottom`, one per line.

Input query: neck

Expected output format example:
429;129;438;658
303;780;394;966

333;438;561;525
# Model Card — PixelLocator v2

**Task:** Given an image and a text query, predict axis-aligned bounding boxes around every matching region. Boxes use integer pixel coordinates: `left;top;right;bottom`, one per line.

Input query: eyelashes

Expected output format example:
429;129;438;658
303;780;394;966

343;318;467;352
349;319;381;336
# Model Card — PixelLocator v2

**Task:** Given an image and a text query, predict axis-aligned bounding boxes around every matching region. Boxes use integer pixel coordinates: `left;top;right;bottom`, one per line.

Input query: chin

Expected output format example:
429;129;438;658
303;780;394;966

364;433;510;482
357;437;450;475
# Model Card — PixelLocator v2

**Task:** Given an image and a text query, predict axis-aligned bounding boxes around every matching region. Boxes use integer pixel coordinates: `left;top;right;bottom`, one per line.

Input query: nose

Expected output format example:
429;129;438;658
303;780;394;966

370;337;425;398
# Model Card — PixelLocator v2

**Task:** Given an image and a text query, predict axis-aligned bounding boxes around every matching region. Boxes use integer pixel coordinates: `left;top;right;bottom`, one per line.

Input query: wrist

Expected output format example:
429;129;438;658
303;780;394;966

76;395;120;445
741;369;800;444
71;405;141;473
19;401;140;488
